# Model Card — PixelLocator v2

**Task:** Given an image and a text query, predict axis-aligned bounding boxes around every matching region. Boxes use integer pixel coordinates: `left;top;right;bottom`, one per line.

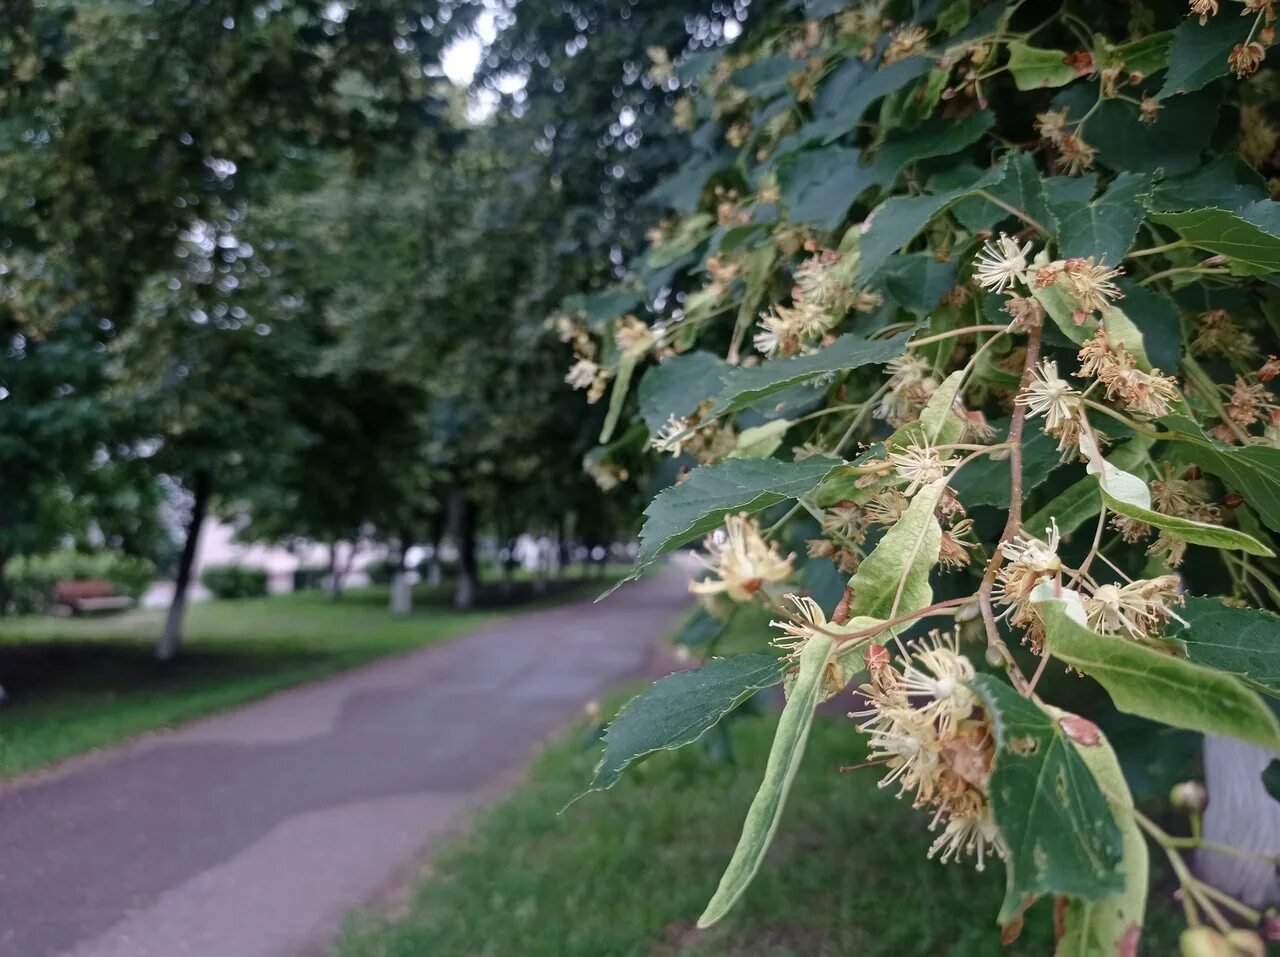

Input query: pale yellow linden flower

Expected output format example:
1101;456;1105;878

885;354;934;391
972;234;1033;294
1058;257;1123;315
866;487;911;527
768;593;828;655
883;24;928;65
649;414;690;456
613;315;655;355
753;308;803;358
887;446;955;497
1015;360;1080;432
993;521;1062;630
898;631;977;734
689;513;794;603
1084;575;1184;640
926;795;1006;872
564;356;599;390
793;250;849;312
820;502;865;541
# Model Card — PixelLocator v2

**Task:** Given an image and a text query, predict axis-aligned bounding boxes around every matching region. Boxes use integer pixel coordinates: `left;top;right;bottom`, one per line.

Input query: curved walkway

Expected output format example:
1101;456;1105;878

0;567;689;957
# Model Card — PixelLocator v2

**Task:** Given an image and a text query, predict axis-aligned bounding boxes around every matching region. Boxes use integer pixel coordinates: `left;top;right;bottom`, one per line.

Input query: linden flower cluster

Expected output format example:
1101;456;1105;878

754;247;880;359
853;633;1007;871
993;523;1064;647
1186;0;1274;77
993;521;1185;649
875;354;941;426
972;234;1123;327
689;513;794;603
1114;463;1223;568
650;401;738;464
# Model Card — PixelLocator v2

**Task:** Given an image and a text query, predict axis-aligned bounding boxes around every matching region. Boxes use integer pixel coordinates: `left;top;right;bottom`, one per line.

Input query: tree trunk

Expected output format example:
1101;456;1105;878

389;531;413;614
325;542;344;600
426;513;444;586
450;490;477;609
157;470;211;661
1197;735;1280;908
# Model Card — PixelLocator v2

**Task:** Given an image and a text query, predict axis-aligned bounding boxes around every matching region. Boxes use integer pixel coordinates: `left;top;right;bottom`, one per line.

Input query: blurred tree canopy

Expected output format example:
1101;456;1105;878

0;0;758;650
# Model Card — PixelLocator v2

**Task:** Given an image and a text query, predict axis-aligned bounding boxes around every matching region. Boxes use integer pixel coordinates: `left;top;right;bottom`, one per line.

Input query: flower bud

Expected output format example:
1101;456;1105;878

1171;780;1209;814
1180;927;1230;957
1224;929;1265;957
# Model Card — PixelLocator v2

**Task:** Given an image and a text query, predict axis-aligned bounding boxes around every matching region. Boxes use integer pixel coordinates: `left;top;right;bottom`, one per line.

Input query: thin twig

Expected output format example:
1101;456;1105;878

976;321;1044;695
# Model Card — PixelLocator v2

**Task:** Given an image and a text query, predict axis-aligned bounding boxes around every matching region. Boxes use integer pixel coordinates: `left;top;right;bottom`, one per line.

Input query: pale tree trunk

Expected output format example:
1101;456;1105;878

157;470;211;661
1198;735;1280;908
388;534;413;615
450;490;477;609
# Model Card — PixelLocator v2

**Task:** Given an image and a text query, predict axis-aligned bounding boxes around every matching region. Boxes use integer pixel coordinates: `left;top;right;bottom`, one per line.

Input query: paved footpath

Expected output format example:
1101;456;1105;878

0;567;689;957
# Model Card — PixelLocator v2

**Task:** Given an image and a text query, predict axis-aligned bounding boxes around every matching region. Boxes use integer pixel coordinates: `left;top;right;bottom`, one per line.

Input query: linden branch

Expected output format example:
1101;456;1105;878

975;320;1043;695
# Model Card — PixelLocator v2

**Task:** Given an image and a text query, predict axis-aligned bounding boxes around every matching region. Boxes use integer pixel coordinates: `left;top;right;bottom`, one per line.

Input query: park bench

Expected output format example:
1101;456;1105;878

51;580;133;616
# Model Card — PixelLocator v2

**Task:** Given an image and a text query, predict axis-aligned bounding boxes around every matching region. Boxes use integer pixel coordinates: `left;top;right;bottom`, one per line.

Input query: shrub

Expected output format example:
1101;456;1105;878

293;565;329;591
363;558;397;586
201;564;268;600
4;550;157;614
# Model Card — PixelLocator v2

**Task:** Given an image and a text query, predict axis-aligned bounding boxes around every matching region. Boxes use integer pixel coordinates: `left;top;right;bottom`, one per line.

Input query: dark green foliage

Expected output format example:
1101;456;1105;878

200;565;269;600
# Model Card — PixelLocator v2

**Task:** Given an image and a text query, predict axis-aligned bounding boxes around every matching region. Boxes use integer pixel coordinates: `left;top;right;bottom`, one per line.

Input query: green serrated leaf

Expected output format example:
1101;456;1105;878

779;146;874;231
795;57;933;148
1172;597;1280;697
1007;41;1076;90
879;253;959;315
698;632;832;927
859;162;1006;282
847;478;944;619
1046;171;1149;267
626;457;843;580
1146;156;1269;214
1158;414;1280;533
969;676;1124;925
1158;12;1251;99
951;152;1054;234
578;654;785;797
638;351;727;432
1108;30;1172;77
708;327;915;419
1052;718;1148;957
1148;204;1280;275
867;112;995;190
1034;591;1280;749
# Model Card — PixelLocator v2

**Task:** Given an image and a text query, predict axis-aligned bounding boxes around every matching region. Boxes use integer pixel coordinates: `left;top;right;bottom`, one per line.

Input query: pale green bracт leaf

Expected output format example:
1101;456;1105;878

698;632;833;928
1052;716;1147;957
1035;592;1280;749
580;654;785;796
969;676;1124;925
728;419;793;459
1081;434;1273;557
847;478;944;619
1006;41;1076;90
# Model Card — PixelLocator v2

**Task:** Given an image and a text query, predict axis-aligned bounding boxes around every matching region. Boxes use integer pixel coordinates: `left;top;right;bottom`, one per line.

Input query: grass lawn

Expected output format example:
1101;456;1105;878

0;576;605;780
334;706;1183;957
334;596;1187;957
